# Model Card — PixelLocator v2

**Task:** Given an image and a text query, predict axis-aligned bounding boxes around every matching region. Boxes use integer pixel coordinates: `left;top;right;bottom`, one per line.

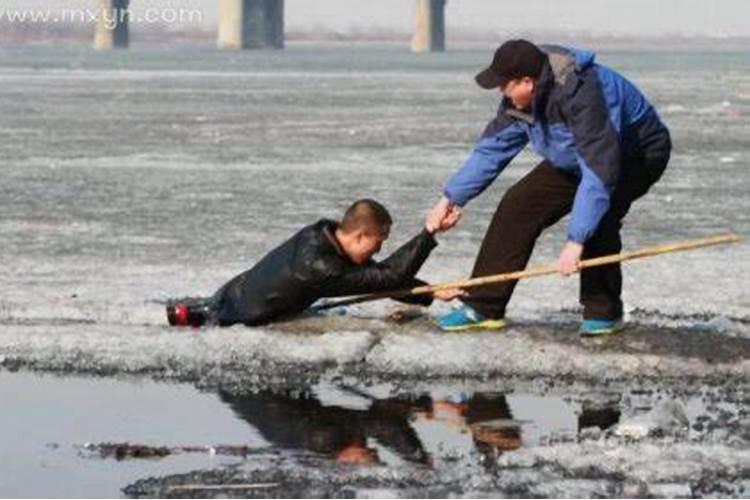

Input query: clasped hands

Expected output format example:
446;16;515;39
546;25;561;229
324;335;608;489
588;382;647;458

425;196;463;235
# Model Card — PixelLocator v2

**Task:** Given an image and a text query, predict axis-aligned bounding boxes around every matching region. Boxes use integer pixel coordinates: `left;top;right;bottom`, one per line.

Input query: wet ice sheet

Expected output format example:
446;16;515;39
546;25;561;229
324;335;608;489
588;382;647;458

126;440;750;499
1;314;748;385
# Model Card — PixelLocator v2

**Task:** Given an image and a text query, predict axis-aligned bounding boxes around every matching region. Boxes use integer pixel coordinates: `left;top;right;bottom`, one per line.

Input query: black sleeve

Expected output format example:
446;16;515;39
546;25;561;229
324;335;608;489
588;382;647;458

318;230;437;298
392;278;433;306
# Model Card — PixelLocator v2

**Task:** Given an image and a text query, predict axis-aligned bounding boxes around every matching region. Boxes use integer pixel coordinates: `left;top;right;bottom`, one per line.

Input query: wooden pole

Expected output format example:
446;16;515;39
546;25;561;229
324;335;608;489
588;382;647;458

313;233;740;311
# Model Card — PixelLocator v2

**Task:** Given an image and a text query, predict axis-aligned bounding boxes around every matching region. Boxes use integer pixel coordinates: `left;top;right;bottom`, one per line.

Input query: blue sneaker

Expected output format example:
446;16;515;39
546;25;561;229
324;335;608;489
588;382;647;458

438;305;506;332
580;317;624;336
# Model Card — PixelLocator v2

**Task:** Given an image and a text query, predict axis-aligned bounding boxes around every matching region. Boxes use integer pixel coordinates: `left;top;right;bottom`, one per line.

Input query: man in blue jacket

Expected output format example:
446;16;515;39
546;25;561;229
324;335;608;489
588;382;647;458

429;40;671;335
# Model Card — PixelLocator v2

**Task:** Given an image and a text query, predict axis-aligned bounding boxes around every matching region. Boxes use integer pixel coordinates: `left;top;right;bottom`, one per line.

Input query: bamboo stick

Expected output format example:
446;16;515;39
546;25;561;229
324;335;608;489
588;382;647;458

313;233;740;311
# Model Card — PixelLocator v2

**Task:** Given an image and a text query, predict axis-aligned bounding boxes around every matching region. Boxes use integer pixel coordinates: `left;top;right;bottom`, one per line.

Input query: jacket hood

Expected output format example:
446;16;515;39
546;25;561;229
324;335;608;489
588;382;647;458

498;46;598;122
571;48;596;71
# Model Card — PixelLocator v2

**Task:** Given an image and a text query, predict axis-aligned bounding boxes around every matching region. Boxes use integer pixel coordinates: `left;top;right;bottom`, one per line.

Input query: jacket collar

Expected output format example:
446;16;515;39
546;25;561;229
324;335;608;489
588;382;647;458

320;219;348;259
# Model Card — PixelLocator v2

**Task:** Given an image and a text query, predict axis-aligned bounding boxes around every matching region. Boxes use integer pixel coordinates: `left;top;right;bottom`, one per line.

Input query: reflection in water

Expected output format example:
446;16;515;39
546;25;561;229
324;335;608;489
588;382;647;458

218;387;622;467
412;392;522;464
578;404;622;432
465;393;523;459
218;389;432;465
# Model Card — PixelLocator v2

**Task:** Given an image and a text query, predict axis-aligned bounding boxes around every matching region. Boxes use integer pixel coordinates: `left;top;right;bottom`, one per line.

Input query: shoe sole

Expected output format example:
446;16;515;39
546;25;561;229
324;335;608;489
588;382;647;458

580;322;625;337
439;319;507;332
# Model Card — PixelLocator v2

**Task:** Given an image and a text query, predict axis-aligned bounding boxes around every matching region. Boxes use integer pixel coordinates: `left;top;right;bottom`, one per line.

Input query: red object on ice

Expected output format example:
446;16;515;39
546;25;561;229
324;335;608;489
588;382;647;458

174;304;189;326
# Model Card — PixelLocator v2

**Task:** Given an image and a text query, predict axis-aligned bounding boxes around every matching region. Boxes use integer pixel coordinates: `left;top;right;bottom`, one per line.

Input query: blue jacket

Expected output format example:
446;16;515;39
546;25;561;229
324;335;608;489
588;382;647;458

444;46;670;243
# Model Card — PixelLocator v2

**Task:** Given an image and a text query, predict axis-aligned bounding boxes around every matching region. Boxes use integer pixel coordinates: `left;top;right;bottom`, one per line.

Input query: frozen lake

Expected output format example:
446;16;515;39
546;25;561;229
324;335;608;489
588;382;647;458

0;44;748;333
0;43;748;497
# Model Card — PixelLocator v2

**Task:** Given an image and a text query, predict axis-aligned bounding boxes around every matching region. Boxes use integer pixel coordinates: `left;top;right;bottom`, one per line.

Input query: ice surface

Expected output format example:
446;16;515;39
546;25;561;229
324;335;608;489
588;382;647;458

613;400;690;439
1;315;748;385
125;427;750;498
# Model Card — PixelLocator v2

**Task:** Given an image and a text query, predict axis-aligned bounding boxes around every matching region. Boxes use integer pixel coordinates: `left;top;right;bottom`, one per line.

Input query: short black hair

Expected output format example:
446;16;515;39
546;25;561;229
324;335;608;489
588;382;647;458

340;199;392;235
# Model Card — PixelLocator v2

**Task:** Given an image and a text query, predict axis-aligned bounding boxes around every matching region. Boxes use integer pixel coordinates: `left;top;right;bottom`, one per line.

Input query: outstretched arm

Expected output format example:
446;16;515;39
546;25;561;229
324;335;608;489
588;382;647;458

429;113;528;233
318;230;438;298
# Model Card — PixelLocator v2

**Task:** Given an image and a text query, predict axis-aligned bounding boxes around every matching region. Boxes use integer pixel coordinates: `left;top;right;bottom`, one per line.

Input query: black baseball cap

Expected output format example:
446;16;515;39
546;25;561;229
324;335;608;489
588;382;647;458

475;39;547;89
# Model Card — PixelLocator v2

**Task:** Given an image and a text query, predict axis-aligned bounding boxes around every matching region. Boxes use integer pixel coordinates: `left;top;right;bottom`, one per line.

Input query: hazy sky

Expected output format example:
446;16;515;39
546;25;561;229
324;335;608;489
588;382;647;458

5;0;750;37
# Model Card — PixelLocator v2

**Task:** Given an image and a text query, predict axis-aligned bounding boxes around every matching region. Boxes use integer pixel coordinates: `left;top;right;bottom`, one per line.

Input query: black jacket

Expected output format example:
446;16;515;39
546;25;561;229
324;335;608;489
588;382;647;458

211;219;437;326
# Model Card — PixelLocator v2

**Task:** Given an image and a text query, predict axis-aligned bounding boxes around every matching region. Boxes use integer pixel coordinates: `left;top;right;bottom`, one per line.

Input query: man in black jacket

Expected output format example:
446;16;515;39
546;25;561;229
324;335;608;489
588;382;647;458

167;199;460;327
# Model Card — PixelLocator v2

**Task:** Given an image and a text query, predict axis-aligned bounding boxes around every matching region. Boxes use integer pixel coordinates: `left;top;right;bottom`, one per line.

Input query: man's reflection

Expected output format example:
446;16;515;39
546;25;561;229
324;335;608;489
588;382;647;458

415;392;522;462
218;388;531;467
218;389;431;465
578;399;621;432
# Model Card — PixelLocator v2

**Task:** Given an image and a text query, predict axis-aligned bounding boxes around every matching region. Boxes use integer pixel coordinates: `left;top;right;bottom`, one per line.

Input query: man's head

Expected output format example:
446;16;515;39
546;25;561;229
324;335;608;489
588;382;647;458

475;39;547;110
470;423;523;452
336;199;392;264
335;438;381;465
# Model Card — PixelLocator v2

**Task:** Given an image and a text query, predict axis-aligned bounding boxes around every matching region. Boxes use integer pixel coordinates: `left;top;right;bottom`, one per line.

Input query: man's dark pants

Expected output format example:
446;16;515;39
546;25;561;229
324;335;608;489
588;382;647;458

464;154;670;321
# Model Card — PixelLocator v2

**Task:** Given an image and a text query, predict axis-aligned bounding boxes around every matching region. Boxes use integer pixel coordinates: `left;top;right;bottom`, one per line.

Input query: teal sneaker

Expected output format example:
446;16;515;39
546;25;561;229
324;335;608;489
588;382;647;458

580;317;624;337
438;305;506;332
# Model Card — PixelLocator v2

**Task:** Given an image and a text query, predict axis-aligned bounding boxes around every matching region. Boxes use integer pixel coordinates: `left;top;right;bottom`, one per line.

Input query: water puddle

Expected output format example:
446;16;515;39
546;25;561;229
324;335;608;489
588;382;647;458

244;384;620;468
0;370;715;498
0;372;255;497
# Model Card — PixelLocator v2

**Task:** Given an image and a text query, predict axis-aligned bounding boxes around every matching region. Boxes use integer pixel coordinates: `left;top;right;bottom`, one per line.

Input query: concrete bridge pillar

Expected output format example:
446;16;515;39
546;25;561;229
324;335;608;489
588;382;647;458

411;0;446;52
94;0;130;49
218;0;285;50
